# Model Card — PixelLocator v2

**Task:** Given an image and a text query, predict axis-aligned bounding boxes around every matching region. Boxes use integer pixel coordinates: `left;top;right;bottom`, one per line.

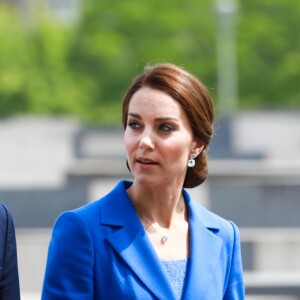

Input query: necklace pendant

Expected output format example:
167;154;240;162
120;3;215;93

161;235;168;244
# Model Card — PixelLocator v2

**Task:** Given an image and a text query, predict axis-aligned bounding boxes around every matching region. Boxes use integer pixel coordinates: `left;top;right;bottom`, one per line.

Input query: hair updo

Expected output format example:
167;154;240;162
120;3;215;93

122;63;214;188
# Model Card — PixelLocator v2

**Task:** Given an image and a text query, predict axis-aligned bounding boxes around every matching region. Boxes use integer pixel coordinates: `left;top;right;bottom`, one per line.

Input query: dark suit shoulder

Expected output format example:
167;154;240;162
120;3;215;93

0;203;15;227
0;203;20;299
0;203;8;221
0;203;8;265
0;203;9;260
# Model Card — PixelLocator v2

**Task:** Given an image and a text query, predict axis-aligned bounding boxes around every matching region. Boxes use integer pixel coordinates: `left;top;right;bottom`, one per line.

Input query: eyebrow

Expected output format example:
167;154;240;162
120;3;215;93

128;113;142;119
128;113;179;122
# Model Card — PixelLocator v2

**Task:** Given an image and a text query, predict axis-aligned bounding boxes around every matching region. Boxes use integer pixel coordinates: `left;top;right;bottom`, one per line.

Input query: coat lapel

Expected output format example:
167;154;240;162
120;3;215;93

100;181;223;299
100;181;176;299
182;190;223;299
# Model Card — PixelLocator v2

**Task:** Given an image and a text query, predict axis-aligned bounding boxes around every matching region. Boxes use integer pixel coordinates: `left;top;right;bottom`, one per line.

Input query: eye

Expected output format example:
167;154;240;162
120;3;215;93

159;124;174;132
128;121;141;130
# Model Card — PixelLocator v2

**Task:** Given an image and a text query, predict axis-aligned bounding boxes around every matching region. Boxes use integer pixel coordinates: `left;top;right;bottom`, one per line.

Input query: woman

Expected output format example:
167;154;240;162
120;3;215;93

0;203;20;300
42;63;245;299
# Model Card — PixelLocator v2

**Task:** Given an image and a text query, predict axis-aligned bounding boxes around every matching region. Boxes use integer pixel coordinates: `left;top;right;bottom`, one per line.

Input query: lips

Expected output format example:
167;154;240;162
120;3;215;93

136;158;158;165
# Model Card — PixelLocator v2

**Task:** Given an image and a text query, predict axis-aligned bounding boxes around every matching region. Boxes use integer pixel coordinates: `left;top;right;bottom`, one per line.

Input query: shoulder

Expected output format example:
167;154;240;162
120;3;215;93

53;198;101;239
0;202;14;228
0;202;8;220
197;202;237;232
184;190;240;242
0;203;8;247
54;180;131;231
189;198;241;265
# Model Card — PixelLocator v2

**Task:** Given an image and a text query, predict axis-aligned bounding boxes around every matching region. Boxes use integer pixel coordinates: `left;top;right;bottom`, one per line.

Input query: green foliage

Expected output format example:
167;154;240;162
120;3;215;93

69;0;216;123
0;6;90;119
0;0;299;124
0;7;28;115
238;0;300;109
0;0;216;124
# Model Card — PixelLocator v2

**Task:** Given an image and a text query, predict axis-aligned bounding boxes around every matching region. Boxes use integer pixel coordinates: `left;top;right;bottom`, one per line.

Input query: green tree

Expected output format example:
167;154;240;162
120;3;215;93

69;0;216;123
0;6;91;119
0;6;28;116
238;0;300;109
0;1;299;124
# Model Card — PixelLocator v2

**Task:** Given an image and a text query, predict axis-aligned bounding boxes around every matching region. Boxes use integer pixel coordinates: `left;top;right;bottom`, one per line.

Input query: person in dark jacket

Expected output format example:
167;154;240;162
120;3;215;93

0;203;20;300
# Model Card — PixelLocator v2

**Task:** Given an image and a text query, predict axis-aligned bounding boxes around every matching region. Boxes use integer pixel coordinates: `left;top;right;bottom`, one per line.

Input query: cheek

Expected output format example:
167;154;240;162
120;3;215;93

165;142;189;163
124;131;136;155
123;136;130;155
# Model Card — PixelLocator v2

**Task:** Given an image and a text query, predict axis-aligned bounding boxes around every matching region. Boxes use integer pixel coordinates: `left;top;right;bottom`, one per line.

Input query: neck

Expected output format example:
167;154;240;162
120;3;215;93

127;182;186;228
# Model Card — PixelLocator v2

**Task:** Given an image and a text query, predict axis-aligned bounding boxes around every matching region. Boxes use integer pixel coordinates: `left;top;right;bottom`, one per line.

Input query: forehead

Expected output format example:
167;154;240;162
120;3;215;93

128;87;184;117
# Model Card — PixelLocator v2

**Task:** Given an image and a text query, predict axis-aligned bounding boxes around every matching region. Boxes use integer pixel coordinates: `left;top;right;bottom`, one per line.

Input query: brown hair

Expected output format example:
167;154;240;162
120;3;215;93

122;63;214;188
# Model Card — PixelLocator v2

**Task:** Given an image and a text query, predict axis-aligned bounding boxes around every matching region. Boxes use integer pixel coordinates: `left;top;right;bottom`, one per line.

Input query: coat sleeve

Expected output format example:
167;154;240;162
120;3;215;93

42;211;95;300
0;203;20;300
223;221;245;300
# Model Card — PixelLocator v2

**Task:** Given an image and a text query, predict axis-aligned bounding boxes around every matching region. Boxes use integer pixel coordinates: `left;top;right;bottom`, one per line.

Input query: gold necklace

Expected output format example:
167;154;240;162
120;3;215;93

135;207;185;245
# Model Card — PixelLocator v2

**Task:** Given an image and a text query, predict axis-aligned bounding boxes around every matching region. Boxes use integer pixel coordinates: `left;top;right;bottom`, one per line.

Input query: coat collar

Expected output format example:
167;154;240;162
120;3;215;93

100;180;175;299
100;181;223;299
181;189;222;299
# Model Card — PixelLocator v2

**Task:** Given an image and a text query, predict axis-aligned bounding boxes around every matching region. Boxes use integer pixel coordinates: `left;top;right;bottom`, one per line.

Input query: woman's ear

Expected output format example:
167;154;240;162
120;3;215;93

191;139;205;158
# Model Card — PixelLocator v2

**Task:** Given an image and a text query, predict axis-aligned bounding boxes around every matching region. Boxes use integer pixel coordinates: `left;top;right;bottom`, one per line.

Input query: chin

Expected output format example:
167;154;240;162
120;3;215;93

133;175;160;187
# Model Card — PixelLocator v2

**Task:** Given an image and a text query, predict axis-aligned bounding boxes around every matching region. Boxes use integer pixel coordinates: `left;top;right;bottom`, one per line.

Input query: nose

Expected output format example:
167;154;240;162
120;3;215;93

139;132;155;150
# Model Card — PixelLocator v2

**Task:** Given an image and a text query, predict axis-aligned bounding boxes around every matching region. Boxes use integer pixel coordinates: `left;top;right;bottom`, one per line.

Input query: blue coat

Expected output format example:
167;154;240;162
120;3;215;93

42;180;245;299
0;203;20;300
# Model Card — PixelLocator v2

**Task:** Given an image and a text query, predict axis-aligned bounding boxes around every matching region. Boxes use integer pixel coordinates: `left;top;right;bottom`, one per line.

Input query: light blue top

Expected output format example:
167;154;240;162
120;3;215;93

161;258;189;300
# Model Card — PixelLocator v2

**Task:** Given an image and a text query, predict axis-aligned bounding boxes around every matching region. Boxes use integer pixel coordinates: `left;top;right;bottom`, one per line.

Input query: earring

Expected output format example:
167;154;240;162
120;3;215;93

188;154;195;167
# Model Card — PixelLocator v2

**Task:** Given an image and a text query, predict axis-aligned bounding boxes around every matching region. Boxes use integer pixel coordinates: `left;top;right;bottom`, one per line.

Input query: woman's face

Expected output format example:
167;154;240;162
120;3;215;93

124;87;200;188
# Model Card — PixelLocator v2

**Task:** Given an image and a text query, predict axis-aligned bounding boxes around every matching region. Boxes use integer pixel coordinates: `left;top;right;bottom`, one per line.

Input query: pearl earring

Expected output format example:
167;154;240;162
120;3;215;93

188;154;195;167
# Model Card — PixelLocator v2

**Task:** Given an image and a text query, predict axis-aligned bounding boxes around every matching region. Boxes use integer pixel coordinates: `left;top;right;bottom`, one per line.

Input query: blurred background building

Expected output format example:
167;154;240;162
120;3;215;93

0;0;300;299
